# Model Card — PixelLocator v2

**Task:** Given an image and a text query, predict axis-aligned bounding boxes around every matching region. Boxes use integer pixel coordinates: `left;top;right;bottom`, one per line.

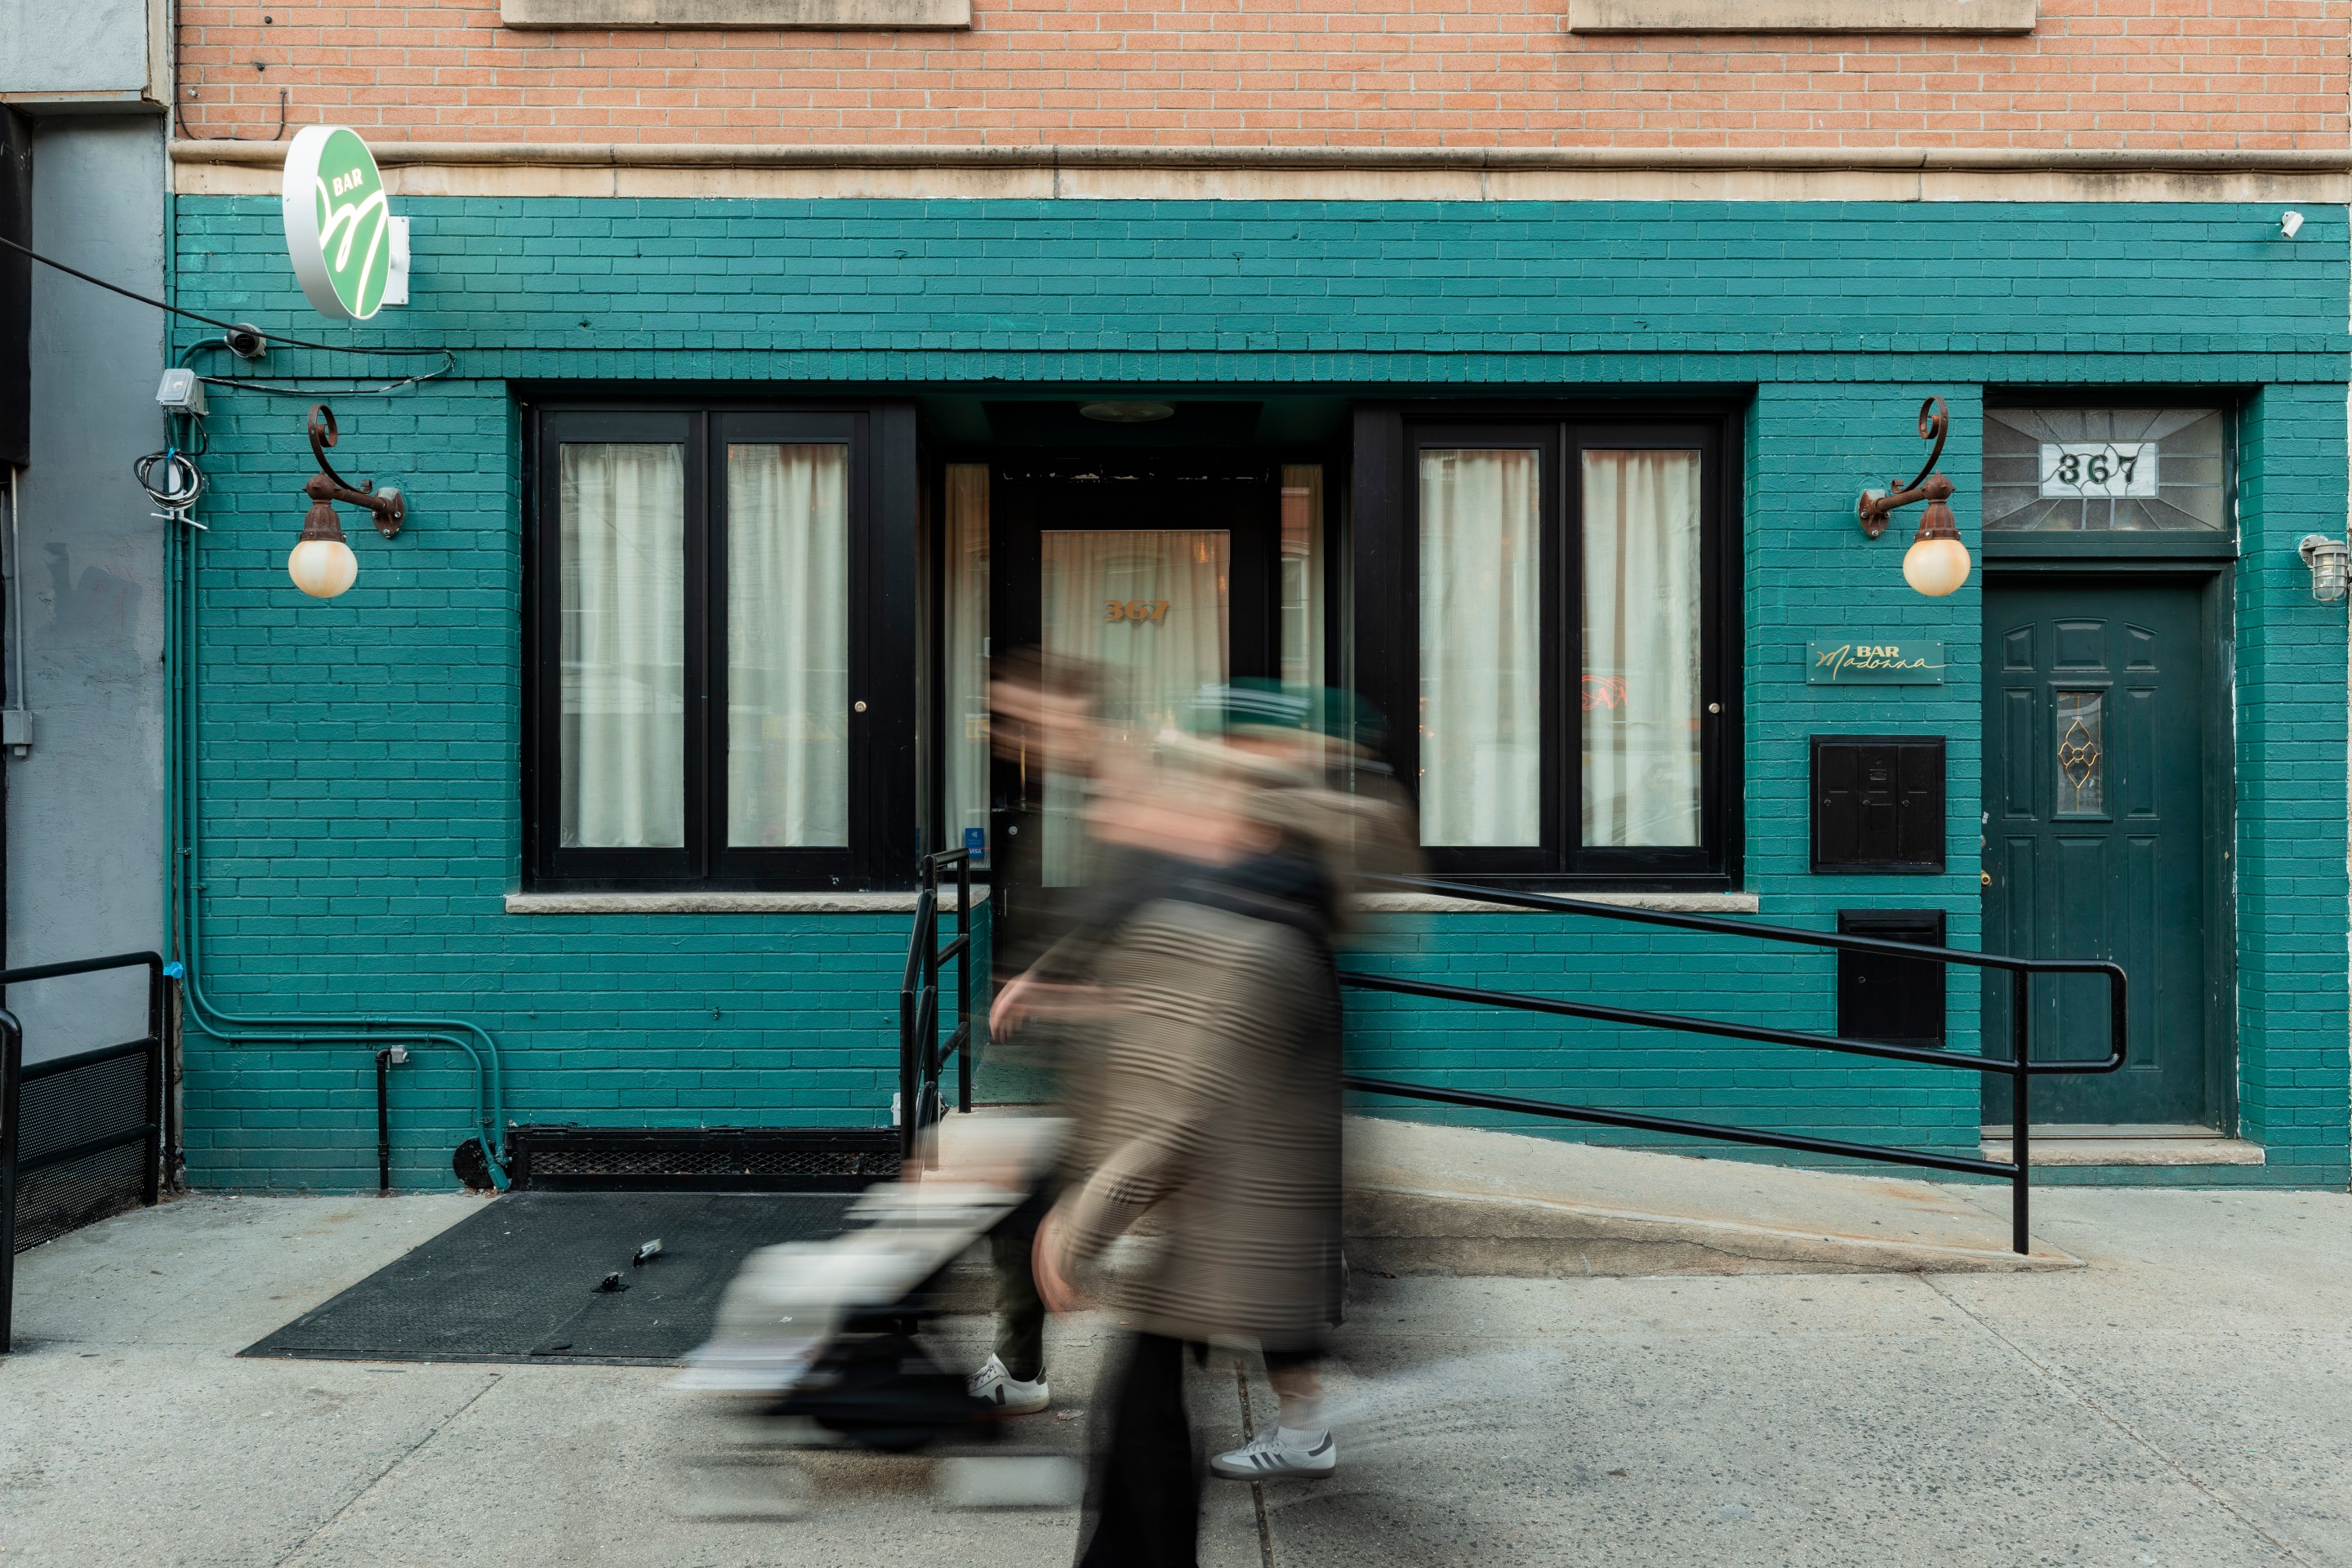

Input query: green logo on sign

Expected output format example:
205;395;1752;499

281;125;392;322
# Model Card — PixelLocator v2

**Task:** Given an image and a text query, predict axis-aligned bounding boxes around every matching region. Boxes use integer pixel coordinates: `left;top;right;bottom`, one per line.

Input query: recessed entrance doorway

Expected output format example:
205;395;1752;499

1980;574;2229;1129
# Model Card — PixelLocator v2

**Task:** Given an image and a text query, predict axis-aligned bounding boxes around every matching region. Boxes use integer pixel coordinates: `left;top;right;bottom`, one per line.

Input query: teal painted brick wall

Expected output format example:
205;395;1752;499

167;196;2348;1189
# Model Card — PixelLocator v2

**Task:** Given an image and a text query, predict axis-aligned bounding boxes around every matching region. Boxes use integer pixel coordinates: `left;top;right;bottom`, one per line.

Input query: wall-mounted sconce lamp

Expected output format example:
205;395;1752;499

291;403;404;599
1857;395;1971;599
2298;534;2348;603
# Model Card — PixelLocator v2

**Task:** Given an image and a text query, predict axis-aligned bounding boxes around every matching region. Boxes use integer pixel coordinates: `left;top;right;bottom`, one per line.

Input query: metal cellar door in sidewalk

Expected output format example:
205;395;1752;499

1980;577;2221;1128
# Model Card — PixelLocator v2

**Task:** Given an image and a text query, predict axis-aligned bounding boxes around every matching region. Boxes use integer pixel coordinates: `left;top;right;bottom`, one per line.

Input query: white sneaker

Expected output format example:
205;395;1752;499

1209;1428;1337;1480
967;1354;1050;1415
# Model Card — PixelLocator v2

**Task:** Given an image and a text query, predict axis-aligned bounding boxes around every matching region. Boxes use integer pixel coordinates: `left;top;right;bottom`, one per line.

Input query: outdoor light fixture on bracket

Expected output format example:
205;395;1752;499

2298;534;2349;603
1858;395;1972;598
290;403;404;599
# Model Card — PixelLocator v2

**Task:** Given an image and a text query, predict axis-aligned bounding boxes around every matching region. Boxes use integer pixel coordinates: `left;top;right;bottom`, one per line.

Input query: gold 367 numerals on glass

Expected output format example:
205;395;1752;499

1103;599;1172;623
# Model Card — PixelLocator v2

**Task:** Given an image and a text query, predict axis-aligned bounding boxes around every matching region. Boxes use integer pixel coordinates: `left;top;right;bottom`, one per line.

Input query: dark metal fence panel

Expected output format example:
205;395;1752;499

898;851;974;1164
1;951;166;1354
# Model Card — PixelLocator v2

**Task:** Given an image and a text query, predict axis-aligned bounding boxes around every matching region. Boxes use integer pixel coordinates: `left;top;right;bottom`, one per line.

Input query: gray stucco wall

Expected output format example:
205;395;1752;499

8;114;166;1062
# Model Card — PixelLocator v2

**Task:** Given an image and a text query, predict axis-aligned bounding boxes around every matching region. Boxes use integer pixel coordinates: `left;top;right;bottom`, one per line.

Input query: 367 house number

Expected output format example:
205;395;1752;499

1103;599;1172;622
2038;441;2158;500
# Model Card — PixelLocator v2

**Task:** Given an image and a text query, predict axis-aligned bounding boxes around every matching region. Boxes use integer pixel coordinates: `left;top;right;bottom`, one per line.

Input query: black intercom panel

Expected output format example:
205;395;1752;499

1835;908;1948;1051
1811;735;1945;874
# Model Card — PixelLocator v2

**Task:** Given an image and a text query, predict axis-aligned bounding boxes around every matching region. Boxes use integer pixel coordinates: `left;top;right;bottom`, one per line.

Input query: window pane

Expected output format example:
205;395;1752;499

728;443;850;848
559;443;685;849
1280;465;1325;689
1040;528;1232;884
1419;449;1540;846
1983;408;2226;532
944;464;991;863
1583;449;1704;848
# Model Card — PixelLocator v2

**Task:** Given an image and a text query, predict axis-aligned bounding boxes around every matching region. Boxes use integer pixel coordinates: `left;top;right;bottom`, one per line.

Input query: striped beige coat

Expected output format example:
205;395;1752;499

1051;890;1343;1351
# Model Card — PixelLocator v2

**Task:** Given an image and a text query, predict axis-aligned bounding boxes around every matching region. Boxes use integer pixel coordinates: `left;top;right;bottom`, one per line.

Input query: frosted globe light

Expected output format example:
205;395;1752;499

1902;534;1971;598
288;537;359;599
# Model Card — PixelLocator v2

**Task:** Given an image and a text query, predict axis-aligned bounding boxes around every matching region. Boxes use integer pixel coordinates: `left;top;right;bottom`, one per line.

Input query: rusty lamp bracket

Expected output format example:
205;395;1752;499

1857;396;1953;539
305;403;405;540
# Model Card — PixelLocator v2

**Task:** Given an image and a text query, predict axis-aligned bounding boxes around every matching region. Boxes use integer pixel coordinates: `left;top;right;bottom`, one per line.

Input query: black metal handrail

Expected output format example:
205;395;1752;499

1340;876;2126;1255
2;950;169;1354
898;850;975;1163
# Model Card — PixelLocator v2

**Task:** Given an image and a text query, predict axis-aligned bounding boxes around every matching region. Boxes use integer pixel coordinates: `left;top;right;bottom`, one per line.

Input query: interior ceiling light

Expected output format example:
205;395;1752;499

1079;400;1176;424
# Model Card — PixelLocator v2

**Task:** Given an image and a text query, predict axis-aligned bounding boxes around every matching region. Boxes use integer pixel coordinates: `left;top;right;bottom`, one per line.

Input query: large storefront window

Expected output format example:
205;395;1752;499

528;405;882;890
1361;410;1736;884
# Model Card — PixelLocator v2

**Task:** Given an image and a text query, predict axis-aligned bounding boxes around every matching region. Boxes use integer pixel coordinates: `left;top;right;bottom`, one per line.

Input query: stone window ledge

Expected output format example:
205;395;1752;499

501;0;971;28
502;889;1752;916
1980;1137;2264;1167
1356;891;1761;915
506;890;987;914
1567;0;2034;32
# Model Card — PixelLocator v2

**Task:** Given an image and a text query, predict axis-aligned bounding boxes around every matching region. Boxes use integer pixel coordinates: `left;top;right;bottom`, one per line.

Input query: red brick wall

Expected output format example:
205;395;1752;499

175;1;2346;150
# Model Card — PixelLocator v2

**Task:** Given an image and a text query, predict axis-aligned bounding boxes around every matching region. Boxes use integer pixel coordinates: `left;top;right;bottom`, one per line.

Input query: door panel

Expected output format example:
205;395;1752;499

1983;577;2215;1125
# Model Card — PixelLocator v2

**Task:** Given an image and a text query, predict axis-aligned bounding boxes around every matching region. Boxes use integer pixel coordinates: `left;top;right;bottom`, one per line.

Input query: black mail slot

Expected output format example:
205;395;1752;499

1811;735;1944;873
1836;908;1947;1051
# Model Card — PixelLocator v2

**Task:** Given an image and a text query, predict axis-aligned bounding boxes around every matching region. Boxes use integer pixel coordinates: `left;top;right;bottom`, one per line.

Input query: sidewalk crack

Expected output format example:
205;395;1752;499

1922;1279;2310;1566
271;1372;501;1567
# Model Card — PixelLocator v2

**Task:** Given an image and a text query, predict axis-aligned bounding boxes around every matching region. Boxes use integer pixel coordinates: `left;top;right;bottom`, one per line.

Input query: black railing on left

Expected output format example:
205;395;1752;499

898;850;975;1162
2;951;169;1355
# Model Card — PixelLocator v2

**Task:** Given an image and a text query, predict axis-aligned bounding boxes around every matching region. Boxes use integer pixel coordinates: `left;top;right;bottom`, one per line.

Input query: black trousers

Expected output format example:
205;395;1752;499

1078;1333;1200;1568
987;1183;1055;1382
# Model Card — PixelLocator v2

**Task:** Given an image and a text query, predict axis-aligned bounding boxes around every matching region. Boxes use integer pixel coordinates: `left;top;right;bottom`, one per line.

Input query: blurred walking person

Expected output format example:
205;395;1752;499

1034;725;1352;1568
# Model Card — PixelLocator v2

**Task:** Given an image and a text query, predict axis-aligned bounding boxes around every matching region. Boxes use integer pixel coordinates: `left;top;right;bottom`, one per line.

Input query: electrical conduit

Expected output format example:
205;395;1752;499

166;500;511;1187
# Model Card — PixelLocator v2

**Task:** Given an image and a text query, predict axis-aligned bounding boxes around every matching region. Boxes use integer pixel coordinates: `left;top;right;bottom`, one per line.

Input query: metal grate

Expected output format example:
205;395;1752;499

508;1125;900;1192
11;1043;157;1253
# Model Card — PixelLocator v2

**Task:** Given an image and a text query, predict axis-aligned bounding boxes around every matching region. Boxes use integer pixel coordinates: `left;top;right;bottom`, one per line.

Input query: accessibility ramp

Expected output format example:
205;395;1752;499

1343;1116;2078;1276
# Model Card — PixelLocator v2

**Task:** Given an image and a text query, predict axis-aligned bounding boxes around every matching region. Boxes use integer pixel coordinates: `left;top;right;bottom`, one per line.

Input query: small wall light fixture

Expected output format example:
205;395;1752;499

1858;395;1971;599
2297;534;2348;602
291;403;403;599
2281;210;2305;239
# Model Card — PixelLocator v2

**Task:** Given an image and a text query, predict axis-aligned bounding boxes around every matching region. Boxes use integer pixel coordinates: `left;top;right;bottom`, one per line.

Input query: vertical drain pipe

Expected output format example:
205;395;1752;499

374;1045;405;1195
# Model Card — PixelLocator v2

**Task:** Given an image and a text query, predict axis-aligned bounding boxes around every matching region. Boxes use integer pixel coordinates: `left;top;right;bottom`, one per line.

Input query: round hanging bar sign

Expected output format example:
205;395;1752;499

281;125;392;321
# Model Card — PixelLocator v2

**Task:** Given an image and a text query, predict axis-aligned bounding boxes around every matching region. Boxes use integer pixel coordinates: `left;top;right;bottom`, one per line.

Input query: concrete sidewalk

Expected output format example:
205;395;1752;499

2;1183;2347;1567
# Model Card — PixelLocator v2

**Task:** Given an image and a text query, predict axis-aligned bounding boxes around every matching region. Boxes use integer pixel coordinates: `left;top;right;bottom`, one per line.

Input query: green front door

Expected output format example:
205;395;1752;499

1982;577;2219;1126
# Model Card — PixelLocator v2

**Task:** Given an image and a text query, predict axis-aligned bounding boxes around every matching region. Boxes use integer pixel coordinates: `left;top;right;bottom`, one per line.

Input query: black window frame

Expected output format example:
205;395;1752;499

1352;401;1744;889
522;396;919;893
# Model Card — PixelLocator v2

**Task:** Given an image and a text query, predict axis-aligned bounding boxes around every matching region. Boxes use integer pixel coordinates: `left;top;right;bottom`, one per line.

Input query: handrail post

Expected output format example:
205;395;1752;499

143;957;164;1208
898;958;919;1165
955;852;973;1116
2;1006;23;1355
2011;969;2031;1257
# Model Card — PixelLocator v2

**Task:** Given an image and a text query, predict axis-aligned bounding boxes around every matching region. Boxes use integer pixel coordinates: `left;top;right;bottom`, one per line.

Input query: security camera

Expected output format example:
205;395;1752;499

222;323;269;359
2281;210;2305;239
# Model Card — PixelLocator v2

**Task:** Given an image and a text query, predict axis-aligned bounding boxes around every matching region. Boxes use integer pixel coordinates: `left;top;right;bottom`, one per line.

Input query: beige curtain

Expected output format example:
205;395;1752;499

726;443;849;847
1582;448;1703;847
1040;528;1231;883
1419;449;1541;846
944;465;991;861
1280;464;1325;689
559;442;686;849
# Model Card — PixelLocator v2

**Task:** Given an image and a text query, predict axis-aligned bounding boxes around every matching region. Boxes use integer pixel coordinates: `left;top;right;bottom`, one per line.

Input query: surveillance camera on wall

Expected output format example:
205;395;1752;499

2281;210;2305;239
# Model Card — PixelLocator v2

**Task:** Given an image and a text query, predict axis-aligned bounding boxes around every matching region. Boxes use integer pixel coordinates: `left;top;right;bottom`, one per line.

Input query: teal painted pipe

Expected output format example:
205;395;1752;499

164;492;511;1188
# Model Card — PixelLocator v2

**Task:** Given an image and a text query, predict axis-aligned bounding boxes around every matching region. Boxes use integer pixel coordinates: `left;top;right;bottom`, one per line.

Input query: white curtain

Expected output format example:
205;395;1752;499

559;443;686;849
943;465;991;862
1280;464;1325;689
1419;449;1541;846
1039;528;1231;883
1582;448;1703;847
727;443;849;847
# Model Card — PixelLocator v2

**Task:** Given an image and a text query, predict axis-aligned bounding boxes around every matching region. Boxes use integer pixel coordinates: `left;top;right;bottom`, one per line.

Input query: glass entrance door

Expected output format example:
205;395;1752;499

1038;528;1232;881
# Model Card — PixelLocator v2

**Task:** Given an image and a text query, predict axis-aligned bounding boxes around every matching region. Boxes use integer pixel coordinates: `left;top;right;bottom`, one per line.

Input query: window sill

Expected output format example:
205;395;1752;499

1566;0;2034;32
505;890;987;915
501;0;971;25
1353;891;1760;915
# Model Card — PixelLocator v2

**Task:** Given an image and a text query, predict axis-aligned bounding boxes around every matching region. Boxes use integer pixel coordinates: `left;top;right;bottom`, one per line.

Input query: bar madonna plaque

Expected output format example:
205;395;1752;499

281;126;393;322
1807;639;1945;685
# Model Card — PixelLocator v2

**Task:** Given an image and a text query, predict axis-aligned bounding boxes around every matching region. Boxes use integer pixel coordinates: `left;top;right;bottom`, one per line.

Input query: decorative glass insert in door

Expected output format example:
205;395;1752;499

1982;408;2226;532
1582;448;1704;847
1419;448;1541;846
726;443;850;847
1040;528;1232;883
2054;688;2105;816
